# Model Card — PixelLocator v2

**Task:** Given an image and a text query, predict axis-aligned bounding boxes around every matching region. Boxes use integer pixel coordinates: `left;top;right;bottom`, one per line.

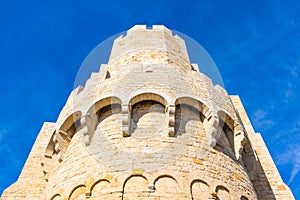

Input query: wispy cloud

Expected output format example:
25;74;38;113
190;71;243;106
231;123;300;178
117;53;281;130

289;154;300;184
276;144;300;184
273;127;300;140
0;129;6;144
252;110;274;130
283;81;296;103
289;66;298;78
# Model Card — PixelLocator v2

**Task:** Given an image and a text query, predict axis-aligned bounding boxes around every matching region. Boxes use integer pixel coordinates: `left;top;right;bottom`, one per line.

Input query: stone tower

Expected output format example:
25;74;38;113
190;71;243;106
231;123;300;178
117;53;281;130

1;25;294;200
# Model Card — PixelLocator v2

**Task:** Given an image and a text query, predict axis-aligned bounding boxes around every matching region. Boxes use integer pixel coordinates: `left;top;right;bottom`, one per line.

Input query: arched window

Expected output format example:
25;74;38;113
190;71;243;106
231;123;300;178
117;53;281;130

130;100;166;137
174;97;206;137
215;111;235;159
42;112;82;179
96;103;121;125
215;120;235;158
241;139;257;180
59;111;82;139
128;93;168;137
175;104;204;136
85;96;122;144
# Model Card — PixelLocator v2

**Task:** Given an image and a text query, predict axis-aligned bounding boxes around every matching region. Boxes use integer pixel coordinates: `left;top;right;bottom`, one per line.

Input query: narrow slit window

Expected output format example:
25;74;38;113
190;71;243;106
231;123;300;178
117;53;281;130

105;71;111;79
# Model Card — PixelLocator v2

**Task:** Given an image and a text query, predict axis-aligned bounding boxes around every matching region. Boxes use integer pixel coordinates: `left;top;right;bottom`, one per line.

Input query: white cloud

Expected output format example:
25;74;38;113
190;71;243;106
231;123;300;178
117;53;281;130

254;110;267;121
289;152;300;184
276;144;300;184
273;127;300;140
252;110;274;130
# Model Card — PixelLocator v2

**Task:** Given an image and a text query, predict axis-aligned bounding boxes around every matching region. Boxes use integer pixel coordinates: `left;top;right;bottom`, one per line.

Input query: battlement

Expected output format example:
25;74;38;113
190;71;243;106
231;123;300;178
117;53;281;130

108;25;190;69
127;25;173;33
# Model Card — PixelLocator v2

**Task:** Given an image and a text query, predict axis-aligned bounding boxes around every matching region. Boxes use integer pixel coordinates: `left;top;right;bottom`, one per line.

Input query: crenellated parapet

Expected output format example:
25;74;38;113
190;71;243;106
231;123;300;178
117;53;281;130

108;25;190;69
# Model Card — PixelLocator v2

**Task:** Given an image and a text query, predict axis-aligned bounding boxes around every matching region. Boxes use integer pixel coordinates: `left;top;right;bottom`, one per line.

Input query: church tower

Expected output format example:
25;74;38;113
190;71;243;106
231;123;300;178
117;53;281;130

1;25;294;200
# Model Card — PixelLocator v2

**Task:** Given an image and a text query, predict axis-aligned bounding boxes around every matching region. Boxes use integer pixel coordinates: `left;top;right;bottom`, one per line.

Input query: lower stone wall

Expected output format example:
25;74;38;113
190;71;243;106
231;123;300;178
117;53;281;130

42;108;257;200
47;171;252;200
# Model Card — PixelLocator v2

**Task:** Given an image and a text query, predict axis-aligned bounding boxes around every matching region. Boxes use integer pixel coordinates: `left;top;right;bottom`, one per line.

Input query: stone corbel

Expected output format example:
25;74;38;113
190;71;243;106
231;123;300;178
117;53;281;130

234;126;246;161
44;141;55;158
52;130;68;153
204;110;220;147
122;104;130;137
82;113;98;146
56;130;71;161
79;116;88;145
168;105;175;137
242;141;259;180
81;126;90;146
40;156;52;181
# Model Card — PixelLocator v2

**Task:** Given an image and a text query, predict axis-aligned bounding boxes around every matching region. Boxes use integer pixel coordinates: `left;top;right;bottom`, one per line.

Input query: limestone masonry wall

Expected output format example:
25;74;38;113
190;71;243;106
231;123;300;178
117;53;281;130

1;25;294;200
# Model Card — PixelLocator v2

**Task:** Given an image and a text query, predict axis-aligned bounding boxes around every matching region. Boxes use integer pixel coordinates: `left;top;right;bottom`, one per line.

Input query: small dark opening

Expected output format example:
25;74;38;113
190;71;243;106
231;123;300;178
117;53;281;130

191;64;196;71
105;71;111;79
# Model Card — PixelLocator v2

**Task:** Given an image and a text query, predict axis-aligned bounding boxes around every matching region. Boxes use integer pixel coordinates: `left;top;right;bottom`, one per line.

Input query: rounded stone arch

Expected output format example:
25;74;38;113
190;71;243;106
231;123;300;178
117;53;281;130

50;194;61;200
126;89;173;106
86;96;122;127
122;174;149;200
58;111;82;134
41;132;59;180
153;174;177;185
128;92;168;137
174;97;208;137
44;130;56;158
152;174;178;199
89;179;111;198
240;137;257;180
128;92;168;108
216;110;235;158
217;110;234;131
215;185;230;200
68;184;87;200
122;174;149;187
87;96;122;116
52;111;83;162
190;179;210;200
147;169;180;185
84;96;122;144
174;95;210;118
42;111;83;172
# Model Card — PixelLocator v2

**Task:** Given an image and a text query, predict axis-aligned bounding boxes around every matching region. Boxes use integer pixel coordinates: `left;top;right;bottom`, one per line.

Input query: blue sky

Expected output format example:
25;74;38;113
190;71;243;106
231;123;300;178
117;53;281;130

0;0;299;198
